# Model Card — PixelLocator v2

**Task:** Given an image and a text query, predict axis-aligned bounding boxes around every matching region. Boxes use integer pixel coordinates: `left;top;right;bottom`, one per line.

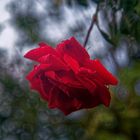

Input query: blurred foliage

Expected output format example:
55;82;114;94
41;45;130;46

0;0;140;140
15;14;41;44
119;0;140;42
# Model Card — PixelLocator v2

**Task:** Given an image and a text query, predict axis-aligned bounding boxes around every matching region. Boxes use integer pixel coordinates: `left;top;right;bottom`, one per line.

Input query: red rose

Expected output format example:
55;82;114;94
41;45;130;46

24;37;118;115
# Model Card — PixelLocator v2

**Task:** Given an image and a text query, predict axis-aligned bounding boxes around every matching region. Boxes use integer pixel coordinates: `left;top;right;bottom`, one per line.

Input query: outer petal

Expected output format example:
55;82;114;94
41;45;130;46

26;60;69;80
26;64;51;79
48;87;82;115
63;54;79;73
45;70;82;88
56;37;90;65
27;73;52;101
38;54;69;71
47;78;71;95
76;67;96;93
67;88;101;110
94;80;111;107
27;75;42;93
84;59;118;85
24;42;58;62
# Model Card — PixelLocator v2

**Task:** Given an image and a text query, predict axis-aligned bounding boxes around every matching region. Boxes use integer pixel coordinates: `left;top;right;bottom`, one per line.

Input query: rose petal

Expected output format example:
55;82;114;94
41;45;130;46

56;37;90;65
27;75;52;101
68;88;101;109
76;68;96;93
48;87;82;115
24;42;58;62
26;64;51;79
45;70;82;88
84;59;118;85
64;54;79;73
94;80;111;107
27;61;69;80
38;54;69;71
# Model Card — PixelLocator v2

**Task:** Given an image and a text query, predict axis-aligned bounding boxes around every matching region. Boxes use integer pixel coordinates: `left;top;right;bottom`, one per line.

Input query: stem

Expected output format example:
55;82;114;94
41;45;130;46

83;4;100;47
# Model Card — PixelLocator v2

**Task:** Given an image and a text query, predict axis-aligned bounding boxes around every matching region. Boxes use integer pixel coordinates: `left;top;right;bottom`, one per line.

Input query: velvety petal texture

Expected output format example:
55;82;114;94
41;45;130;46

24;37;118;115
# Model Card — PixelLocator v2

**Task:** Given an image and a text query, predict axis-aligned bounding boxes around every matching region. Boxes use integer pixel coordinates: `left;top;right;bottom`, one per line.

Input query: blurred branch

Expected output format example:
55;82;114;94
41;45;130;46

83;3;100;47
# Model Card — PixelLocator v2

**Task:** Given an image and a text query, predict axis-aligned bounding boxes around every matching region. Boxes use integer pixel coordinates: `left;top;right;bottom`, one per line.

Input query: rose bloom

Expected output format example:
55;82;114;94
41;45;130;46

24;37;118;115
